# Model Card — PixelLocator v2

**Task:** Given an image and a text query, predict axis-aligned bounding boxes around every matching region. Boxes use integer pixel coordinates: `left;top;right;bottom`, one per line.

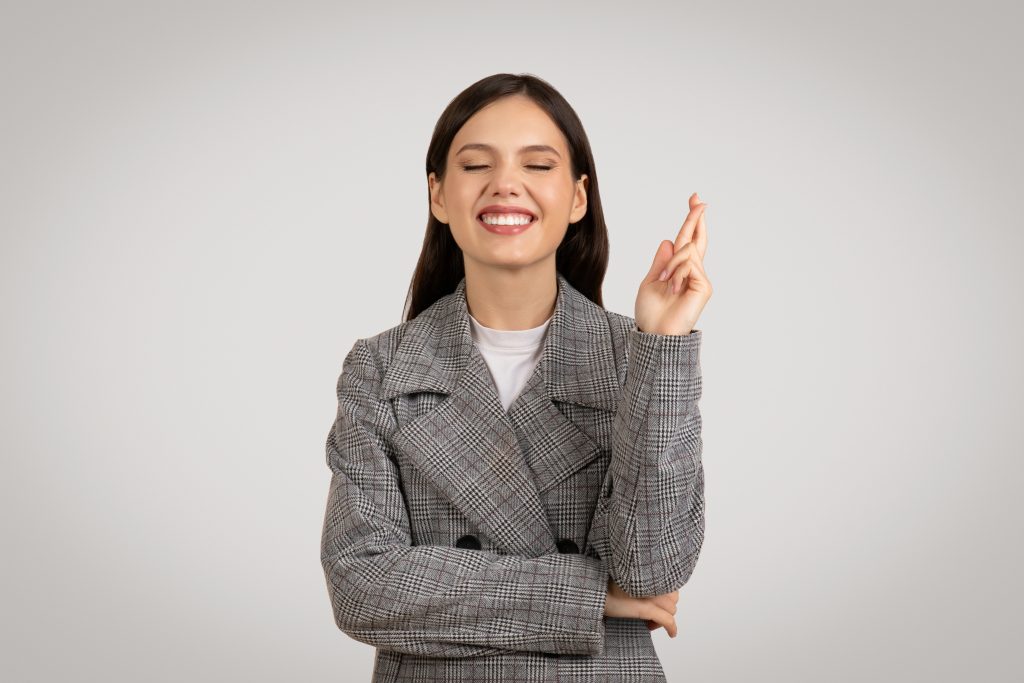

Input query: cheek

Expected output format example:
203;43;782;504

535;182;575;217
448;187;477;217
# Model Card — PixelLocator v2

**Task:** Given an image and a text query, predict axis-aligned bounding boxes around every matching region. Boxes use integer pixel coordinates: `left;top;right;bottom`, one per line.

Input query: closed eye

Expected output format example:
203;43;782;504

460;165;553;171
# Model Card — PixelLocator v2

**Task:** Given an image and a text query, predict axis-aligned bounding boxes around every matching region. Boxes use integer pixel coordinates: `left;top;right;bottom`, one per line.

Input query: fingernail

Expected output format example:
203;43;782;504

658;269;668;281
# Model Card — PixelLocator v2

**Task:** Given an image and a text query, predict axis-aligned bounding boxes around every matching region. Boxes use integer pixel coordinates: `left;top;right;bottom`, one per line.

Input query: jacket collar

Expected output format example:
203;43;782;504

380;271;620;411
379;271;621;557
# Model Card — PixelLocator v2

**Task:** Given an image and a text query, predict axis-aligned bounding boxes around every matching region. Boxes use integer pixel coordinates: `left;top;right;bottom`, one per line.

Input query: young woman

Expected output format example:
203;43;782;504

320;72;711;682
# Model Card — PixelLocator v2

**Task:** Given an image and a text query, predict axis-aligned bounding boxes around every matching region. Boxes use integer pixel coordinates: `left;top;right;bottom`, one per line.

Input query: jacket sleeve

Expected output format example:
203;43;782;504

320;338;610;659
586;325;705;598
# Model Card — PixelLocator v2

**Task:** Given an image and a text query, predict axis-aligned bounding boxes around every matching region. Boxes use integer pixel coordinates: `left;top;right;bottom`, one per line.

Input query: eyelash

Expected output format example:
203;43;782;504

460;164;553;172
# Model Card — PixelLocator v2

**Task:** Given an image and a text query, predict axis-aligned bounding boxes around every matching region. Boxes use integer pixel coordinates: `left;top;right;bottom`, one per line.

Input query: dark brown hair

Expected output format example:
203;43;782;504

402;73;610;321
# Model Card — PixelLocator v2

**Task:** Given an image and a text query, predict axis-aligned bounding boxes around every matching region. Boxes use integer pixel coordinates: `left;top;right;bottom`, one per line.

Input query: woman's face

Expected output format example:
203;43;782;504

428;94;588;273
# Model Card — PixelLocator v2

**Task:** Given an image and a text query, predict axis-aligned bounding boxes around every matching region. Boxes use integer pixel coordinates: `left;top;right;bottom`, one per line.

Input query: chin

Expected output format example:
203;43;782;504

476;251;558;271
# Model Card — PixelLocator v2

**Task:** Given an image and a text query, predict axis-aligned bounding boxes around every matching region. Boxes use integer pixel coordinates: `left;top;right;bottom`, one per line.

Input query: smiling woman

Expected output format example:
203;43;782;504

407;75;613;328
320;72;710;683
429;101;586;271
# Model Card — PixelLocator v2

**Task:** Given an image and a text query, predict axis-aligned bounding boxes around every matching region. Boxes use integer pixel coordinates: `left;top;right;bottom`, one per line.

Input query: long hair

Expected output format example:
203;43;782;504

402;73;610;321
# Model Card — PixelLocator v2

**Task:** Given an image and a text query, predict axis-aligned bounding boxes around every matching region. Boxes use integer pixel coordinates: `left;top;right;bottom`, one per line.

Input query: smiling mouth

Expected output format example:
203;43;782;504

476;213;537;235
477;212;537;224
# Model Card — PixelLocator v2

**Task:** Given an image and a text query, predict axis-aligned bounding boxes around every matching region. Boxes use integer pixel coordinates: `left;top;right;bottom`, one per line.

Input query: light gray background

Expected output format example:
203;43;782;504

2;0;1021;681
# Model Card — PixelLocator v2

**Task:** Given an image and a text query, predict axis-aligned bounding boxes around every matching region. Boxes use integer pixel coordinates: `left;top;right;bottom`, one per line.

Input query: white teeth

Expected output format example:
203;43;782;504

480;213;534;226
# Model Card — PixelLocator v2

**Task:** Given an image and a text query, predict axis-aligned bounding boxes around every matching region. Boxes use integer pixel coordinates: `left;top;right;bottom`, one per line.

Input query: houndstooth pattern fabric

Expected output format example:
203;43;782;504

320;271;705;682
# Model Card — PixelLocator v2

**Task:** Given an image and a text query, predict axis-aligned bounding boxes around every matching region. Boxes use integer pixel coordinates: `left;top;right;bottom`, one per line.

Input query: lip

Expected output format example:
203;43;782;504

477;214;537;235
477;204;538;219
477;205;538;235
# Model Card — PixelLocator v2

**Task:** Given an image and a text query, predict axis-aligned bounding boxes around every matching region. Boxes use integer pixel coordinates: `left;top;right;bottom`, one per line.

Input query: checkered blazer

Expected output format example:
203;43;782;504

320;271;705;682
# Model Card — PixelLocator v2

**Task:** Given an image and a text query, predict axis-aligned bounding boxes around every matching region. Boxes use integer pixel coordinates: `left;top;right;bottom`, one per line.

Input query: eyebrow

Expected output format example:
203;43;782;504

454;143;562;158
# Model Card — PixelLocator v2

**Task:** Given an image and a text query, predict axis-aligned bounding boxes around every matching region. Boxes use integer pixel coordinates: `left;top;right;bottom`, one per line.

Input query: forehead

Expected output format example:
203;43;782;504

450;95;567;155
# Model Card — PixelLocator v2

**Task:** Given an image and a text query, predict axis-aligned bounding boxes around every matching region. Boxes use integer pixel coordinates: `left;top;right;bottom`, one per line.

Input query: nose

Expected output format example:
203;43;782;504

489;160;522;197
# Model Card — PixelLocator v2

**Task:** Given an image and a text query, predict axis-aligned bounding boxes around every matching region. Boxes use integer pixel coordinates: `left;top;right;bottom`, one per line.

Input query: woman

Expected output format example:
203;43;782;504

320;72;711;682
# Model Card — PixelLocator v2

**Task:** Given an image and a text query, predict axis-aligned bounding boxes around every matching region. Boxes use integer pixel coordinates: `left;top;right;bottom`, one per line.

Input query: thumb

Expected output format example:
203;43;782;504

643;240;675;284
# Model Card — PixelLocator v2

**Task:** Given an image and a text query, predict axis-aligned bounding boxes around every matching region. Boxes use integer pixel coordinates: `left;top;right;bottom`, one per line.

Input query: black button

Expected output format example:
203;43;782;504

556;538;579;554
455;534;481;550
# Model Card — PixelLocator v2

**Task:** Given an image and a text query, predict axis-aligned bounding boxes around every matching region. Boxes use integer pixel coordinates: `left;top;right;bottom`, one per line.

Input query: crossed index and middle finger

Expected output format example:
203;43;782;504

674;192;708;259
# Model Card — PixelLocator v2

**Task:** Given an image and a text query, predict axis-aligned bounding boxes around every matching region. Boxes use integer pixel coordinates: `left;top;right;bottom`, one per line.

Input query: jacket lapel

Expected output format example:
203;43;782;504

380;272;621;557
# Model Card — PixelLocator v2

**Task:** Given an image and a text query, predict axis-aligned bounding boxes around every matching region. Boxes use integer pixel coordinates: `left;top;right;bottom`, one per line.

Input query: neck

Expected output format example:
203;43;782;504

463;258;557;331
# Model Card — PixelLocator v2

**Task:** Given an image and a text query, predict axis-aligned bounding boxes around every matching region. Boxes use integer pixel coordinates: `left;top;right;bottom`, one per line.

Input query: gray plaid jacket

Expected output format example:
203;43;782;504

320;271;705;682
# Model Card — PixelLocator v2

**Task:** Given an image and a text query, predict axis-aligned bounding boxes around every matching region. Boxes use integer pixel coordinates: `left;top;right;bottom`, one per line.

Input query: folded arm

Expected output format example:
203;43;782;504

321;339;609;658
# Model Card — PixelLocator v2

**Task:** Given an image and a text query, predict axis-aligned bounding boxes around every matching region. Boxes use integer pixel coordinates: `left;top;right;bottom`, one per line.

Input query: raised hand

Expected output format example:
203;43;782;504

634;192;712;336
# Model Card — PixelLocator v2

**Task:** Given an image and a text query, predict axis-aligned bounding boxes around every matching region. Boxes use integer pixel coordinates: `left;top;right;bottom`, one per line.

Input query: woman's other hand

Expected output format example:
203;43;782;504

634;192;712;336
605;577;680;638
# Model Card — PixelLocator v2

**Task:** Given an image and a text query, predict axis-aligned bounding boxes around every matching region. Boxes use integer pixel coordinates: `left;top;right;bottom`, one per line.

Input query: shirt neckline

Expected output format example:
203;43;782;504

468;312;552;351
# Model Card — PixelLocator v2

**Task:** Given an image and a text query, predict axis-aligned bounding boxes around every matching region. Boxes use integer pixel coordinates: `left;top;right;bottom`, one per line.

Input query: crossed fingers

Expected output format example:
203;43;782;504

658;195;709;294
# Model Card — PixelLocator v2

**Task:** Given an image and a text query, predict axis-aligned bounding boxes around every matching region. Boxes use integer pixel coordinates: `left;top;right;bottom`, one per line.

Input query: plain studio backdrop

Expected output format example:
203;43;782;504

2;1;1020;681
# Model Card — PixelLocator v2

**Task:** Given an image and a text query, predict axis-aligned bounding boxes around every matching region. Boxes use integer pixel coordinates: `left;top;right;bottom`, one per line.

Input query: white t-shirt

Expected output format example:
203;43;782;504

468;311;552;411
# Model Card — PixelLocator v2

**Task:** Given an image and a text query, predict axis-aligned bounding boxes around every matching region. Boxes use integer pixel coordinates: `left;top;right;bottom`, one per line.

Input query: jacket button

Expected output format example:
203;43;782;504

556;538;579;554
455;534;481;550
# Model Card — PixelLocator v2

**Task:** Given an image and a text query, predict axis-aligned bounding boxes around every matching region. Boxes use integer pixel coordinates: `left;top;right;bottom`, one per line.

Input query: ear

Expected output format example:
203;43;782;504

569;173;588;224
428;172;449;224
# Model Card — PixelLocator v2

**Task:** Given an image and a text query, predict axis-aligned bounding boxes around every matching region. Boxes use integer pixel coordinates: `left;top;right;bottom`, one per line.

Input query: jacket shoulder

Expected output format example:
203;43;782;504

604;308;636;338
346;320;410;379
